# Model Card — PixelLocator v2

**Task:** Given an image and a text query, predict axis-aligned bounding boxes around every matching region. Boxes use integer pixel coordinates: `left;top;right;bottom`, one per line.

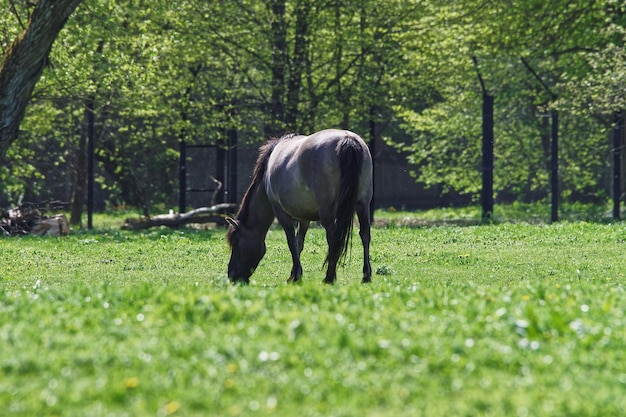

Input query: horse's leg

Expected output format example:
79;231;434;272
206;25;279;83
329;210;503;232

297;220;310;255
320;211;340;284
274;209;304;283
323;230;339;284
356;201;372;283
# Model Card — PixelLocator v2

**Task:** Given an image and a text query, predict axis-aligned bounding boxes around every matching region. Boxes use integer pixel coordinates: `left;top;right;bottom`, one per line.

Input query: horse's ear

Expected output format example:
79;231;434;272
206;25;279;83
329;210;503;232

226;217;239;229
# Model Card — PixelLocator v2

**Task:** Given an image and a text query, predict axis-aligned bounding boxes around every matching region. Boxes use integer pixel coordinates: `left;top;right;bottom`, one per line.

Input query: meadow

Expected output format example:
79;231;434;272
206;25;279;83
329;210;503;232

1;208;625;416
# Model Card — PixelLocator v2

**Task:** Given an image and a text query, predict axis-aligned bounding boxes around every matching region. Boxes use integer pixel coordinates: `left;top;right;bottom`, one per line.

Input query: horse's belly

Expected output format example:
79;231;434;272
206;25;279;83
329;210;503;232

267;178;321;221
279;189;320;220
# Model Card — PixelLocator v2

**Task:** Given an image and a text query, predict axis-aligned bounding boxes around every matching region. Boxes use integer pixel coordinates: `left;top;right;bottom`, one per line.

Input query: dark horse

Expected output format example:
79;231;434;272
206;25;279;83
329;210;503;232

226;129;372;284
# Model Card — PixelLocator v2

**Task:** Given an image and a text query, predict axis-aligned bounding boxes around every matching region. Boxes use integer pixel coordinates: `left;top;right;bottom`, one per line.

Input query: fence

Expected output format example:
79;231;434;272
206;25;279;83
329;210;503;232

178;142;242;209
0;131;487;225
5;123;620;225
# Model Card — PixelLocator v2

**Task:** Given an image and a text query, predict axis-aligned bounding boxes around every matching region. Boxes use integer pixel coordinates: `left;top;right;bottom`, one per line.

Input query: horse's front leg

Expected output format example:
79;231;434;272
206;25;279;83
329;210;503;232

297;220;310;255
275;210;304;283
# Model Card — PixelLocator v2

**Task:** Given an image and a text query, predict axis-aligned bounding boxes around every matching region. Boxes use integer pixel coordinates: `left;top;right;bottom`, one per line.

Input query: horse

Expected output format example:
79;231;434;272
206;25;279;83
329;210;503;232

226;128;373;285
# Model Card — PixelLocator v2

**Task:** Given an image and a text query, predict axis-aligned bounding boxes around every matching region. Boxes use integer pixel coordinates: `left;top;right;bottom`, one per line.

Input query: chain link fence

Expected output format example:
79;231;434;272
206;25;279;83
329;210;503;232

2;123;484;228
0;132;257;226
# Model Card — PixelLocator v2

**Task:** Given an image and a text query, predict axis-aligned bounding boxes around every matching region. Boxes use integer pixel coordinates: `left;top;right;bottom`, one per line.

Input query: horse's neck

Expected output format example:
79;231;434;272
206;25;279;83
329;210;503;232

241;182;275;234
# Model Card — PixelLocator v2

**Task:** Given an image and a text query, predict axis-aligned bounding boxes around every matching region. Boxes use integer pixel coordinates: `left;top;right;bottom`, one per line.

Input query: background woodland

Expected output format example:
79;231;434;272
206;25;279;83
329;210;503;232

1;0;625;220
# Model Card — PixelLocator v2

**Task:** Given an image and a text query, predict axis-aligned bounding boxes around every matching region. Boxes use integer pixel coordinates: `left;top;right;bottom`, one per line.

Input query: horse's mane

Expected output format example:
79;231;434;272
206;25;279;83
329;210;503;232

226;133;299;245
237;139;278;223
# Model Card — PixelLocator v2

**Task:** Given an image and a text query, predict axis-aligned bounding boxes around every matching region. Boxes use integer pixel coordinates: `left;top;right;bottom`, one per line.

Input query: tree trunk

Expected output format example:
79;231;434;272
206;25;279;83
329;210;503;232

284;2;310;131
0;0;83;160
70;106;88;226
265;0;287;137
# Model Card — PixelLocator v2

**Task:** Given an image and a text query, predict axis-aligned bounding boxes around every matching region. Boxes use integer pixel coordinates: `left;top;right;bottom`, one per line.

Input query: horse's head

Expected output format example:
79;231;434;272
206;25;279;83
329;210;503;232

226;218;266;284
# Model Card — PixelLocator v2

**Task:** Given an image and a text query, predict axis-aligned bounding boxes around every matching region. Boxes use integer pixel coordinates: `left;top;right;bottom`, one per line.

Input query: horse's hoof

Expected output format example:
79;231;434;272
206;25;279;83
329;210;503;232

362;276;372;284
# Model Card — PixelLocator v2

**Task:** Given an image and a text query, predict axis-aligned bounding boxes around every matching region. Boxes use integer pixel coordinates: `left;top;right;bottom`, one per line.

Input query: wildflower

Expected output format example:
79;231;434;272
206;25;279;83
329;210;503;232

123;377;139;389
164;401;181;415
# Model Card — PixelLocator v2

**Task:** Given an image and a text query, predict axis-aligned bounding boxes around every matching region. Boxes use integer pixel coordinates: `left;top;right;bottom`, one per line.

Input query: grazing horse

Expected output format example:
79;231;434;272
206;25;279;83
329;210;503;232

226;129;373;284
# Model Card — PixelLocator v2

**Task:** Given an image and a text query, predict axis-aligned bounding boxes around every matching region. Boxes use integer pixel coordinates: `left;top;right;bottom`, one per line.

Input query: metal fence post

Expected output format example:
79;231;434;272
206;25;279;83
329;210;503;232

614;114;622;220
87;97;95;229
227;129;238;204
551;111;559;223
481;93;494;221
179;139;187;214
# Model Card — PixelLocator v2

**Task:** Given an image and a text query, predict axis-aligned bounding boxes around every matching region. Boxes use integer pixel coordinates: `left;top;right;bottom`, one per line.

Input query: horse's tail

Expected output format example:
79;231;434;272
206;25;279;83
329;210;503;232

331;135;364;264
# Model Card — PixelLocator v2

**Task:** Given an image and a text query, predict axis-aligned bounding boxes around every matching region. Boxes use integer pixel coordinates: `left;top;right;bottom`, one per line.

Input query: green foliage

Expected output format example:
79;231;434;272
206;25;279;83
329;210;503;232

394;91;482;195
1;0;625;209
1;222;626;416
390;0;622;200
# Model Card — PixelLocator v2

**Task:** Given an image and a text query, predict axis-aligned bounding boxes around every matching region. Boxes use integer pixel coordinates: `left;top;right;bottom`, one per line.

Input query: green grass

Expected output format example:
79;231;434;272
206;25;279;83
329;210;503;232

376;201;615;225
1;214;626;416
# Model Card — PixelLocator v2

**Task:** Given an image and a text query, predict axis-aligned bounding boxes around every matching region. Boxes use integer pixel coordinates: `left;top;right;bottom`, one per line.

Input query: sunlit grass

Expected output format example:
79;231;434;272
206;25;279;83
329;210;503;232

375;200;615;226
62;201;617;232
1;208;626;416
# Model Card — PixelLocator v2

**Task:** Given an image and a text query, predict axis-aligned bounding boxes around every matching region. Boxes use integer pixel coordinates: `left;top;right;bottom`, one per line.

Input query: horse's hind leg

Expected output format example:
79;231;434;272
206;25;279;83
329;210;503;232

356;201;372;283
320;214;340;284
323;230;339;284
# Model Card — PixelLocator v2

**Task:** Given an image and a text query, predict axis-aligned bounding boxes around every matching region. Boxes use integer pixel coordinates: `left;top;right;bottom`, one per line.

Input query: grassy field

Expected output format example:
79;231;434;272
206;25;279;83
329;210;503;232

1;210;626;416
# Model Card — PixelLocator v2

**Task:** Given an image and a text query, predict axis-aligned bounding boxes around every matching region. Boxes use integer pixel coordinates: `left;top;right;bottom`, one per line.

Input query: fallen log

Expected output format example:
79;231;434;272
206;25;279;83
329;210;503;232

30;214;70;236
1;202;70;237
121;203;237;230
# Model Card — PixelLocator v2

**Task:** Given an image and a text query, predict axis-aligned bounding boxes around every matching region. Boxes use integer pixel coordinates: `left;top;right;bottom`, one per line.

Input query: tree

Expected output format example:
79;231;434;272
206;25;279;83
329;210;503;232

392;0;622;203
0;0;82;160
4;0;624;213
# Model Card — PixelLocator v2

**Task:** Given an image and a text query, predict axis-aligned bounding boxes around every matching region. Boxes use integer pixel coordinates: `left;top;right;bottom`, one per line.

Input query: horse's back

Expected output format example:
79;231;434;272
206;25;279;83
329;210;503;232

300;129;372;199
265;129;372;221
